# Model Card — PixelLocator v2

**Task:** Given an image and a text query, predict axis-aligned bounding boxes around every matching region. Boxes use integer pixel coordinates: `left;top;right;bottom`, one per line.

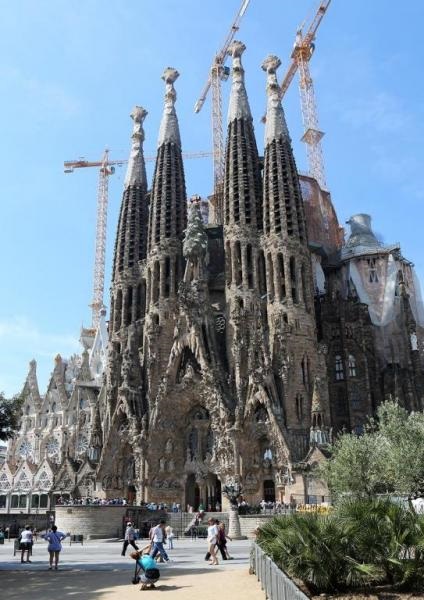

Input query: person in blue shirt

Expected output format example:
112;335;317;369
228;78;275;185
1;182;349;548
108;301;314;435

131;551;160;590
42;525;67;570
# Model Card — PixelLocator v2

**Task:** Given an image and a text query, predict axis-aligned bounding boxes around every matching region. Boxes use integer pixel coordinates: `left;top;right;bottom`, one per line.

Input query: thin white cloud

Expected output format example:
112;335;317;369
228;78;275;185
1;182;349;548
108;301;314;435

0;316;80;396
0;316;79;350
0;66;80;119
334;91;411;135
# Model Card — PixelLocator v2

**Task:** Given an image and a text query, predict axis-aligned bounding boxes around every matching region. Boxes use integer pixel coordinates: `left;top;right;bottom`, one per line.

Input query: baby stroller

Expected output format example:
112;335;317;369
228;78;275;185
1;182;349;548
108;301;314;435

130;550;161;590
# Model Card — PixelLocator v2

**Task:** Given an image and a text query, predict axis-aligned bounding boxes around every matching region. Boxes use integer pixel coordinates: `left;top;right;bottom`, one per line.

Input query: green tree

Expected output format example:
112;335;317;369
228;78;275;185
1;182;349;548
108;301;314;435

0;392;23;441
322;430;391;499
377;401;424;499
321;400;424;502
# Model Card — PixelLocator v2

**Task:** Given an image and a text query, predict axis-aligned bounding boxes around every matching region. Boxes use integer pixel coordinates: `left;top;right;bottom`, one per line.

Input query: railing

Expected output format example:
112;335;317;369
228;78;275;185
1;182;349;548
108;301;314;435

250;542;309;600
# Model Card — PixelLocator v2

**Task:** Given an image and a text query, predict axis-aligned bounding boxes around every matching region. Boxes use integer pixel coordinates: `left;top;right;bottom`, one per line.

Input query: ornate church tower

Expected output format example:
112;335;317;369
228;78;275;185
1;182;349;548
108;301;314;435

144;68;187;402
261;55;322;459
105;106;149;422
223;41;265;419
97;107;149;499
109;106;149;341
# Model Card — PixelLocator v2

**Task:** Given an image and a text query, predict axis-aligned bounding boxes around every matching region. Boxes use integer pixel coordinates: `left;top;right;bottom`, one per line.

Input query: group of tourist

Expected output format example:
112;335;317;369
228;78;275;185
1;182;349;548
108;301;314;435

55;496;129;506
15;524;68;570
120;517;233;589
206;518;232;566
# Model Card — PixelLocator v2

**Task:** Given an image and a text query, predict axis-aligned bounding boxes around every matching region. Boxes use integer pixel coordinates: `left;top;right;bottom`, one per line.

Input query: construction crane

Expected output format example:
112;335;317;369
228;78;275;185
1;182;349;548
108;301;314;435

64;149;212;329
194;0;250;224
280;0;332;191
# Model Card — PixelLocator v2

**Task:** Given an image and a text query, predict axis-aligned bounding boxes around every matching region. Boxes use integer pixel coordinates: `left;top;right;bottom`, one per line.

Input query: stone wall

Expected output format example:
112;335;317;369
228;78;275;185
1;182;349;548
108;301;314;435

55;505;127;540
239;514;275;538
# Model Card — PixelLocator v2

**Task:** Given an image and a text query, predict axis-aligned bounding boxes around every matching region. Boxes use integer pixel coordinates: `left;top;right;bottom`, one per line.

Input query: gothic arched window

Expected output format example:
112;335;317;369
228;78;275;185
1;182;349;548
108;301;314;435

290;256;298;303
335;355;344;381
296;394;303;420
348;354;357;377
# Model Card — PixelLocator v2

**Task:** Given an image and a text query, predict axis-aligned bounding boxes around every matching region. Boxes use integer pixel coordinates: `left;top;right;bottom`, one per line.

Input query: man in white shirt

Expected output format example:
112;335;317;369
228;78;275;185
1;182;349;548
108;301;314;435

19;526;33;564
150;520;170;562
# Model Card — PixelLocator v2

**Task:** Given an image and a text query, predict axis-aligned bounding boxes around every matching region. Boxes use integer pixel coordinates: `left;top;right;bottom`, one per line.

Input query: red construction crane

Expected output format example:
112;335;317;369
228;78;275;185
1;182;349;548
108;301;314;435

281;0;332;191
194;0;250;224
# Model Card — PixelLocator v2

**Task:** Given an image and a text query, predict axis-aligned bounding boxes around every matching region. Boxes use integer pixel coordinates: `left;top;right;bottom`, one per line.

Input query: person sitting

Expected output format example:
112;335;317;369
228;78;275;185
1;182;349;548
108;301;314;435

130;550;160;590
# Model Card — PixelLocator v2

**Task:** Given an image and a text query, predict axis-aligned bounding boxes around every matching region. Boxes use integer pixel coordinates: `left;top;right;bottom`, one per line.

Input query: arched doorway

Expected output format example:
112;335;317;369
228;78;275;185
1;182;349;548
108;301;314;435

264;479;275;502
185;474;200;511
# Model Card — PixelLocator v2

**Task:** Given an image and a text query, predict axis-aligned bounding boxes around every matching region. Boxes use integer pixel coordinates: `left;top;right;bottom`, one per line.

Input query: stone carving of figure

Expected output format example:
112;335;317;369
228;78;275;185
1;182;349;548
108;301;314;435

183;363;196;384
188;428;198;459
165;439;173;454
159;457;166;472
121;349;132;388
167;459;175;472
411;332;418;351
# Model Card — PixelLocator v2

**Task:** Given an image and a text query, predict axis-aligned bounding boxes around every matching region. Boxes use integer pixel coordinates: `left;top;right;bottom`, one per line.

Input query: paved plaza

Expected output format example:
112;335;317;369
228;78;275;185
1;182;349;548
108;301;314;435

0;538;265;599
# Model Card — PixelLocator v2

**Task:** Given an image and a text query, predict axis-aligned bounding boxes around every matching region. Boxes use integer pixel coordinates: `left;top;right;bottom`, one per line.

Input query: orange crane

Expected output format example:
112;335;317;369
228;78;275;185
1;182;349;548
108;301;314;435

64;150;212;329
194;0;250;224
279;0;332;191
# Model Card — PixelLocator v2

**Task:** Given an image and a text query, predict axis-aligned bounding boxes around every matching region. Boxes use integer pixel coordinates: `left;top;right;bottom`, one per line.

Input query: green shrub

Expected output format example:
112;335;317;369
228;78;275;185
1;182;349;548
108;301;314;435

257;498;424;594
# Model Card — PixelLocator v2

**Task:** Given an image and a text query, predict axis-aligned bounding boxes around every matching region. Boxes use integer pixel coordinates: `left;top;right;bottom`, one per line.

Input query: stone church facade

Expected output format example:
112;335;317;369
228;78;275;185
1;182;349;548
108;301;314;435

2;41;424;513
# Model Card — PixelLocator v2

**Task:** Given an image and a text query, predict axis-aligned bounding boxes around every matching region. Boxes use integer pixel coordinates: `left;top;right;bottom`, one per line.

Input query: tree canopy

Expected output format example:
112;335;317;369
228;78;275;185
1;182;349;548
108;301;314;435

0;392;22;442
321;401;424;500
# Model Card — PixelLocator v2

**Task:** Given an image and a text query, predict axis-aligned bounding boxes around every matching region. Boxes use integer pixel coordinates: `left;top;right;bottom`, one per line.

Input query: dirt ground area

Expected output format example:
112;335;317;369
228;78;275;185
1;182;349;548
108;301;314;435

312;592;424;599
0;566;265;600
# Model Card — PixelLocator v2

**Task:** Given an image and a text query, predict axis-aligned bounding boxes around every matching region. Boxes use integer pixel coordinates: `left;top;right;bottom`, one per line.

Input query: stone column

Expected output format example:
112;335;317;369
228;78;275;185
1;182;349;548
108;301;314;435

227;505;247;540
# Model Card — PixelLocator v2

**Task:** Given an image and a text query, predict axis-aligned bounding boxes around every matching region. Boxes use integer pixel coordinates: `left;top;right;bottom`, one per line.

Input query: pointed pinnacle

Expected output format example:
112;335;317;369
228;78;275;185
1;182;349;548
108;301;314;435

162;67;180;85
227;40;246;58
261;55;281;74
131;106;148;124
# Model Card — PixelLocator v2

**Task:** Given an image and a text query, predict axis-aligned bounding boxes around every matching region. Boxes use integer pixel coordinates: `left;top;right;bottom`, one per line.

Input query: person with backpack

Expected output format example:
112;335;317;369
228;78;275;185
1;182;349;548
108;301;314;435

121;522;139;556
130;550;161;590
42;525;67;570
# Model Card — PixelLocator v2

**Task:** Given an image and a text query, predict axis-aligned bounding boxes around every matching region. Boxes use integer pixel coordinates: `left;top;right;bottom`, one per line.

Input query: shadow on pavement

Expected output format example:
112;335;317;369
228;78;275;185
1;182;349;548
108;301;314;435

0;566;221;600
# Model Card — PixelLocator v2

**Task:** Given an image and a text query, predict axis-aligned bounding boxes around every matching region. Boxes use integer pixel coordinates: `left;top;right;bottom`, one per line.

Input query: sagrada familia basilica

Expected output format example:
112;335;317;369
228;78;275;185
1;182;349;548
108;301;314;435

1;42;424;513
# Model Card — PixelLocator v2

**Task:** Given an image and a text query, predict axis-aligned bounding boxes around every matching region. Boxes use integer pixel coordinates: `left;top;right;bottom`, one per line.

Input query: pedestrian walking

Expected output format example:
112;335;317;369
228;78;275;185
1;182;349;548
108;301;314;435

150;520;170;562
121;522;139;556
42;525;67;570
165;524;174;549
207;518;219;565
217;522;232;560
19;526;33;563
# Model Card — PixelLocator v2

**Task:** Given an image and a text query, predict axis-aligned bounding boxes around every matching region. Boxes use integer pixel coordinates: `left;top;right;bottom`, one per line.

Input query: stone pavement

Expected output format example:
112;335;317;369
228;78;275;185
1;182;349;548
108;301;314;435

0;538;265;600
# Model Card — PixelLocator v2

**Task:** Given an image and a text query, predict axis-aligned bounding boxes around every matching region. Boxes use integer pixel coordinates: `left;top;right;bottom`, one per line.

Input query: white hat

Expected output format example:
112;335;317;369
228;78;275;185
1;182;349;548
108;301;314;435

127;522;132;526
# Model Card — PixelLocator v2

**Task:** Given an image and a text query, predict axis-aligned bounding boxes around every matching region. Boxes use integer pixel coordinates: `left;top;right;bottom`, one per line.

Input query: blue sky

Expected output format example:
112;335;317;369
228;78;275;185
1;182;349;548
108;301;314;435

0;0;423;397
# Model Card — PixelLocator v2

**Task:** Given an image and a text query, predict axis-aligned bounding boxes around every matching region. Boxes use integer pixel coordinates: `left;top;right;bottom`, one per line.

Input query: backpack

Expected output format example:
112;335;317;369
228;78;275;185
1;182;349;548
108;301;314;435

145;567;160;580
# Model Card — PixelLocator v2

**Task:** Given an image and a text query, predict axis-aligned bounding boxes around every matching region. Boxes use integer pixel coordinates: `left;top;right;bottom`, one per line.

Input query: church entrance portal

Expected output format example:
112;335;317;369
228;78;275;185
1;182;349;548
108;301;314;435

185;473;221;511
264;479;275;503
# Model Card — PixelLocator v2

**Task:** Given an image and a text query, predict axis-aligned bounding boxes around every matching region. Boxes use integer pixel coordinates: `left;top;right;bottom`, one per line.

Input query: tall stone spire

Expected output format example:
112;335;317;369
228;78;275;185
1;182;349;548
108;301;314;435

124;106;148;188
262;55;306;243
261;55;319;440
157;68;181;148
224;41;262;231
147;68;187;257
110;106;149;335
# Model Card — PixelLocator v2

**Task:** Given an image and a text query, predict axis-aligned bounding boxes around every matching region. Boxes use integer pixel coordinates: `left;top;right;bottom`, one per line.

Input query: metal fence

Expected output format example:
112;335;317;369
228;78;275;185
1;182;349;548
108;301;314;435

250;542;309;600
